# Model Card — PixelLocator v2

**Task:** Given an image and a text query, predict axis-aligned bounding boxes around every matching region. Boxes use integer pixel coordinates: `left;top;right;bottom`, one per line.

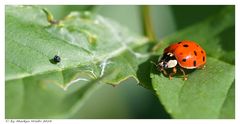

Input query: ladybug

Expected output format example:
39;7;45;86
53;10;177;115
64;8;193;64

156;40;206;80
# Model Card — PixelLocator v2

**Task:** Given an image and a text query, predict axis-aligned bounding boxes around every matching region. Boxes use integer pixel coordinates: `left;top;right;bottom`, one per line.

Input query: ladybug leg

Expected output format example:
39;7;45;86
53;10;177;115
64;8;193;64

197;65;206;69
161;69;168;77
150;61;168;76
179;68;188;80
169;67;177;80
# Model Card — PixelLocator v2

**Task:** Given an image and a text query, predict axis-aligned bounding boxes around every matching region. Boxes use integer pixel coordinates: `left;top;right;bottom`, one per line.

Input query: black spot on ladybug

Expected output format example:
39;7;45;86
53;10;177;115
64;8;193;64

193;60;197;66
196;45;199;47
201;50;204;54
183;44;189;47
194;51;197;56
182;58;187;62
178;42;182;44
203;56;205;62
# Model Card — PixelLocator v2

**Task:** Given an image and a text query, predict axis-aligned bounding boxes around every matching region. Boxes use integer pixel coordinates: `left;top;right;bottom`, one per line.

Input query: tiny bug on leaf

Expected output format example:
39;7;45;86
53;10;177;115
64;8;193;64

50;55;61;64
53;55;61;63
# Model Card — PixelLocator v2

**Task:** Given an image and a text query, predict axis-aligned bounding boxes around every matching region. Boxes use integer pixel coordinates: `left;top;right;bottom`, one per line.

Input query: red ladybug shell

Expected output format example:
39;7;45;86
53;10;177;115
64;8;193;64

164;40;206;69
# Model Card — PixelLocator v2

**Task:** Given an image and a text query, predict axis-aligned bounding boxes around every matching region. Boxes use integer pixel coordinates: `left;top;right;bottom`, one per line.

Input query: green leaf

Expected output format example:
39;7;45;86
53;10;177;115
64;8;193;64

151;57;234;118
5;6;149;118
219;81;235;119
150;6;235;118
39;5;95;19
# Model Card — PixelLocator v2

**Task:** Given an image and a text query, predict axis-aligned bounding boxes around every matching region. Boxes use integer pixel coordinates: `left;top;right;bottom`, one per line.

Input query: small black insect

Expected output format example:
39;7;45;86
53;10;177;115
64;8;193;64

50;55;61;64
53;55;61;63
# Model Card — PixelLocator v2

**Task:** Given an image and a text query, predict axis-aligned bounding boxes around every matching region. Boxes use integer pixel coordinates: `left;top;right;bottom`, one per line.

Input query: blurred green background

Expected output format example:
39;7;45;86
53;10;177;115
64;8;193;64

39;5;227;118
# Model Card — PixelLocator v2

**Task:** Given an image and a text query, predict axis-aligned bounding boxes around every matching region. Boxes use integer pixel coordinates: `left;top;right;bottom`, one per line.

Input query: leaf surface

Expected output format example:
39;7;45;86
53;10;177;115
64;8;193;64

5;6;149;118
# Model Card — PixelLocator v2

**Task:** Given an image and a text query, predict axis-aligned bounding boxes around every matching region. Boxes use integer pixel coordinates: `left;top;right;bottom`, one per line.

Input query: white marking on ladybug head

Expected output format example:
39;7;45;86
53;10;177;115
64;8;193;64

167;52;174;57
167;60;177;68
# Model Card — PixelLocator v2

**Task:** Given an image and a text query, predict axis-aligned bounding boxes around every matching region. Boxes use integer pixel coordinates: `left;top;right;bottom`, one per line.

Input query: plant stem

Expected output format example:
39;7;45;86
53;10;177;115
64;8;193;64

142;5;156;42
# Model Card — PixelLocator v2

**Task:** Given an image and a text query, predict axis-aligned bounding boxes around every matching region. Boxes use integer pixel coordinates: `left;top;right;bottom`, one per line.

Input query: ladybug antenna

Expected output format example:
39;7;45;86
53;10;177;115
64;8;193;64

160;68;168;76
158;55;162;62
150;61;157;66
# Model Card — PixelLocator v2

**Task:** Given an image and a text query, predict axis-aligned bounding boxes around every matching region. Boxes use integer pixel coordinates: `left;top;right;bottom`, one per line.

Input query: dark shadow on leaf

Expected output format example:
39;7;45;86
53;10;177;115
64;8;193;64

219;26;235;52
137;55;172;119
137;55;158;90
219;26;235;64
135;41;160;90
49;58;58;64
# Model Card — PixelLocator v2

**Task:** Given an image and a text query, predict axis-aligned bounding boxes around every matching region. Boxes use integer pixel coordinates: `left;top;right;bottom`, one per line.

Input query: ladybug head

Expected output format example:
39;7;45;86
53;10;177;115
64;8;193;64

157;52;178;69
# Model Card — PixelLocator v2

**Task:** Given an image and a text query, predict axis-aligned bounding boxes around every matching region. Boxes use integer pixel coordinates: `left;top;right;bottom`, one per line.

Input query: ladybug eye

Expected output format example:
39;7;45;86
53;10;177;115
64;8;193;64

164;63;168;68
